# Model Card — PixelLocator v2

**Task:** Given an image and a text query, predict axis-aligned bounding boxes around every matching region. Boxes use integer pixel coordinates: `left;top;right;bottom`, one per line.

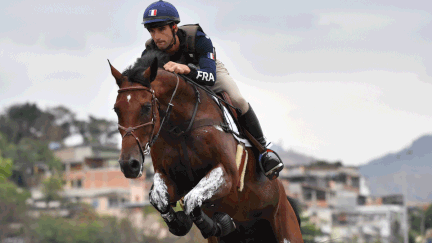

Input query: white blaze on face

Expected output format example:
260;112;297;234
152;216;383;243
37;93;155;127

127;94;131;103
183;167;225;215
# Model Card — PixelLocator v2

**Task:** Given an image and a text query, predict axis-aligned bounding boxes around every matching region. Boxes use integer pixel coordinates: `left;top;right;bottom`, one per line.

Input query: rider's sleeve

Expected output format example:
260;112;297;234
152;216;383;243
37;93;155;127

187;32;216;86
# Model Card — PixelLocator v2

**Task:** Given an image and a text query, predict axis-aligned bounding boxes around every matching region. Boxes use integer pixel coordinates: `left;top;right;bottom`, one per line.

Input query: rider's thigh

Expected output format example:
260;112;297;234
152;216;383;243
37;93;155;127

212;59;249;115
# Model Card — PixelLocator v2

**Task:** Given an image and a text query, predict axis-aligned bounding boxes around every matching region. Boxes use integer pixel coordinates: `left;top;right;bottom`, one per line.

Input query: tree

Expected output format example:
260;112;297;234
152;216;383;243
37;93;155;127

0;152;13;182
46;105;75;143
41;175;64;209
424;204;432;232
0;103;44;143
0;152;31;241
30;204;146;243
0;103;75;145
300;215;323;243
10;137;62;187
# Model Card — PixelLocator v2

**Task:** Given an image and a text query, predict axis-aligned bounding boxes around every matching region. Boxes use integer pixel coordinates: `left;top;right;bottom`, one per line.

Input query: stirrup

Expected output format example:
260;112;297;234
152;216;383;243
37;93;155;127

258;149;284;180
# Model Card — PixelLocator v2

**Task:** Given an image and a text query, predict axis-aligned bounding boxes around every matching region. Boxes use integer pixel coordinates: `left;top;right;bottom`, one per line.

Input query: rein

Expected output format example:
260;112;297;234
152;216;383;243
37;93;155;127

178;74;243;115
117;75;180;160
117;72;223;182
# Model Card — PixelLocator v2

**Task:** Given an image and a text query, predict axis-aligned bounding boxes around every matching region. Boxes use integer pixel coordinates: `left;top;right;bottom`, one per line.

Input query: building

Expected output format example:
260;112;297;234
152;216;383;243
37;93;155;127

280;164;368;209
331;205;405;243
53;145;153;217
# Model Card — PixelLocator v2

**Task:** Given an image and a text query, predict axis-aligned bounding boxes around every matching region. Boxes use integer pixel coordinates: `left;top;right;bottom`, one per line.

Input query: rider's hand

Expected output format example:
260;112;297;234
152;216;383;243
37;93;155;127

163;61;191;74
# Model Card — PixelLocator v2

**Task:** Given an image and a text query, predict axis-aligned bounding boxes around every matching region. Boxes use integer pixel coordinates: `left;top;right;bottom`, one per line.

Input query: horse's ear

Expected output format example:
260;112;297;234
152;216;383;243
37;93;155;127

144;57;159;83
108;59;123;87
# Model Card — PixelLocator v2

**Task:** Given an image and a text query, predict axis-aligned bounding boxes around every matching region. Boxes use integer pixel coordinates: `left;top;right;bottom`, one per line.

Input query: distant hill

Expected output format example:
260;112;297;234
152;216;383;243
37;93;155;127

359;134;432;202
271;143;316;166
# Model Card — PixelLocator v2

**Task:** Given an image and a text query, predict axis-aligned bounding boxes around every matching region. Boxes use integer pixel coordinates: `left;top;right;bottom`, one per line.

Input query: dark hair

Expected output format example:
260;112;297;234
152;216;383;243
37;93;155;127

122;49;169;87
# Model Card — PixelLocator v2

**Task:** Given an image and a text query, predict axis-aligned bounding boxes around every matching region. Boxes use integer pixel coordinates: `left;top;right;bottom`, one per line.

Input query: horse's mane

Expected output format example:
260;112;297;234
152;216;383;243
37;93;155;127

122;49;170;87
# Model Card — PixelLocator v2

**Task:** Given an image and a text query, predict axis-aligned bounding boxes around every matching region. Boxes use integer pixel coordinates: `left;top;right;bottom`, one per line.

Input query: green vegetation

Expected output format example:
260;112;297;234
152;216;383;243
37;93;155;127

41;174;64;208
0;151;31;241
300;215;323;243
30;207;145;243
408;203;432;243
0;103;117;187
0;103;187;242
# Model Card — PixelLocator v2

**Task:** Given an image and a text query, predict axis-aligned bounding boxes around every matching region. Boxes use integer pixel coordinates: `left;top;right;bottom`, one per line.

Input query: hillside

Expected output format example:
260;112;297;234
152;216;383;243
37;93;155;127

359;134;432;201
271;143;316;166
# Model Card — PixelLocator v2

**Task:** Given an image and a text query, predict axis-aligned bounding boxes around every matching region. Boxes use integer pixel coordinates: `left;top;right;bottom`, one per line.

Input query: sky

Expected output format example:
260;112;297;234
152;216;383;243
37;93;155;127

1;0;431;166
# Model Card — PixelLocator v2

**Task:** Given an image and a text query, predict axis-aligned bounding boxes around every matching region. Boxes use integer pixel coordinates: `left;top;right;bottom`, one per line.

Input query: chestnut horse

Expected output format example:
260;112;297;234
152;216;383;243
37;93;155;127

110;50;303;243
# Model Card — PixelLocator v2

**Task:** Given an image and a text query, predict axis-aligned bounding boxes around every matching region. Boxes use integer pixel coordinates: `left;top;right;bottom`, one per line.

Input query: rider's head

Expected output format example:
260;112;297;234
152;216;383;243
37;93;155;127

142;0;180;51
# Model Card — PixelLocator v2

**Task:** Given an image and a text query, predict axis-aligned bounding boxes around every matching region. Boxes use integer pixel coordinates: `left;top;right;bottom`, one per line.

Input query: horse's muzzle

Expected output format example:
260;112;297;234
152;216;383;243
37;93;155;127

118;157;144;178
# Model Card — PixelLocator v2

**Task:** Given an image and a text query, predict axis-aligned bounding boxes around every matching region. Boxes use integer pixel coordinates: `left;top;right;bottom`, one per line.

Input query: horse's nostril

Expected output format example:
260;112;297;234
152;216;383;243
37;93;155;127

129;159;141;171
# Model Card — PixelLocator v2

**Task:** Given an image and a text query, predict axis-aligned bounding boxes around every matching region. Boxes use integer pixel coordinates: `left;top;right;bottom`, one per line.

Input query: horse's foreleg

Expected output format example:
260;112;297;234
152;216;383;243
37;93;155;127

149;172;172;214
183;165;232;215
149;172;193;236
183;165;235;239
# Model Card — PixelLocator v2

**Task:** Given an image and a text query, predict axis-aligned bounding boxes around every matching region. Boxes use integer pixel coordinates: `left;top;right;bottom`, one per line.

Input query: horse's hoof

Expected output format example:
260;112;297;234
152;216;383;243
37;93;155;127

213;212;236;237
167;211;193;236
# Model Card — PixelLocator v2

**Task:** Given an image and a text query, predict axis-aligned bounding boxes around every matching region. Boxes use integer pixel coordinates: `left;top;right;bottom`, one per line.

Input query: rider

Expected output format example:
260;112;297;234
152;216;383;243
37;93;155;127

141;0;284;179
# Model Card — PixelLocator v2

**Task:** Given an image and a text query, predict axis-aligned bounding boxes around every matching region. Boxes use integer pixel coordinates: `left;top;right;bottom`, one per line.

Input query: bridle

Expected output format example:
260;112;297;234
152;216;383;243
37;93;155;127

117;75;180;160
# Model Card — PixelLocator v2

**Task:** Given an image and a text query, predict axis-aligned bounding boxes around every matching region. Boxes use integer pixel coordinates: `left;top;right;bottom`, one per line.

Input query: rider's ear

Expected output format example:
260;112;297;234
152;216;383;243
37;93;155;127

144;57;158;82
108;59;124;87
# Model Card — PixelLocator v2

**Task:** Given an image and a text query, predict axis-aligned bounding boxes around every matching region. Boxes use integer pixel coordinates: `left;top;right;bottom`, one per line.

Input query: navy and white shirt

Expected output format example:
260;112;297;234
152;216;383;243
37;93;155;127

142;29;217;86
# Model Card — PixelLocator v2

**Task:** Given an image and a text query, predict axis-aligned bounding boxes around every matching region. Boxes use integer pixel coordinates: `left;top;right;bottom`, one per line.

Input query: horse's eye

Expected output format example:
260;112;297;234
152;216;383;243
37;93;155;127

141;103;151;116
113;107;119;114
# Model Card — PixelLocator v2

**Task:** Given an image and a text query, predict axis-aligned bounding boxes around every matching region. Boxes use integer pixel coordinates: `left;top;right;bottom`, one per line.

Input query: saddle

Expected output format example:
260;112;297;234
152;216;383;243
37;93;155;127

216;92;266;154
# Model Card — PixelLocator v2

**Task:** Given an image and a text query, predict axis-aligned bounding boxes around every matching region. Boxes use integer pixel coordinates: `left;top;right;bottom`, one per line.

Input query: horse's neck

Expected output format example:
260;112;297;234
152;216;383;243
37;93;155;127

152;72;195;123
154;74;218;124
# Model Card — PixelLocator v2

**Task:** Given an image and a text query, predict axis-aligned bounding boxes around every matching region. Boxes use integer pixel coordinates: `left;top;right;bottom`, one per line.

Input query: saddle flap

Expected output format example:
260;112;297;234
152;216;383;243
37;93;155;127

217;92;265;153
217;91;241;124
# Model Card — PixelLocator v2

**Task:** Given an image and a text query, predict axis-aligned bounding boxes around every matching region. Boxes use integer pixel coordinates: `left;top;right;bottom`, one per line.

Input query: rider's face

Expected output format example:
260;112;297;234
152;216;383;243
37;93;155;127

148;25;175;50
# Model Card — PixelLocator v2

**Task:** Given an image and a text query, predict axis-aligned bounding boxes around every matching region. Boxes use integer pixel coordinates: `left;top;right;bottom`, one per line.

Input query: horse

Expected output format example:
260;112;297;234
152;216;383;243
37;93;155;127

110;49;304;243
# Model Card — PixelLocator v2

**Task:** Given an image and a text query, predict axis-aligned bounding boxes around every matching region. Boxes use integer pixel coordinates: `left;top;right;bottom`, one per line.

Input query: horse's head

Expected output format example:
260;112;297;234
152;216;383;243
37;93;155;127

110;56;161;178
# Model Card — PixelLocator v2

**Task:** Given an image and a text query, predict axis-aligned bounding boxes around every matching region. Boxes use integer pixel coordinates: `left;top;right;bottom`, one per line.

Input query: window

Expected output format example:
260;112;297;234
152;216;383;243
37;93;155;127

76;179;82;188
72;179;83;188
109;197;119;208
92;199;99;209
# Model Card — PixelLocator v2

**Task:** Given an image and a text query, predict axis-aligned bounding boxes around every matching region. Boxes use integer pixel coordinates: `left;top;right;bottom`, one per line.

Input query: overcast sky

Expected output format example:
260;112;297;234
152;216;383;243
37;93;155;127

1;0;431;166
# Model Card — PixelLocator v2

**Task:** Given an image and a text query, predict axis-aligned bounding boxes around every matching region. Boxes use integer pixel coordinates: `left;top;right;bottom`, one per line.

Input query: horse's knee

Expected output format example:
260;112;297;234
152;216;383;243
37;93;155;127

149;174;171;213
183;166;231;215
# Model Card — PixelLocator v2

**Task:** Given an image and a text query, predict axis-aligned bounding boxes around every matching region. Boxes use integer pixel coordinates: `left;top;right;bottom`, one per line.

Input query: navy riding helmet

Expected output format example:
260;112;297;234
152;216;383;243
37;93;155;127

142;0;180;29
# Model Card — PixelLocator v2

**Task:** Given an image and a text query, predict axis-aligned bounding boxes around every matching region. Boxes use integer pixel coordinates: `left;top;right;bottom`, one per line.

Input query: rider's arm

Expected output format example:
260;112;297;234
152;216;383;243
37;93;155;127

187;33;216;86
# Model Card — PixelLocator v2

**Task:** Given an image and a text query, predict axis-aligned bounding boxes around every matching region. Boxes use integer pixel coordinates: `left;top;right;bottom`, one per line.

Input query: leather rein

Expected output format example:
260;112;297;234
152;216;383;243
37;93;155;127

117;75;179;160
117;74;200;161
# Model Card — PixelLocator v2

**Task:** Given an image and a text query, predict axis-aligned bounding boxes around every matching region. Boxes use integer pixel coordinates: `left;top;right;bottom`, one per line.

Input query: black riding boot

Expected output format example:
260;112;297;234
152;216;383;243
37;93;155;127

238;104;284;180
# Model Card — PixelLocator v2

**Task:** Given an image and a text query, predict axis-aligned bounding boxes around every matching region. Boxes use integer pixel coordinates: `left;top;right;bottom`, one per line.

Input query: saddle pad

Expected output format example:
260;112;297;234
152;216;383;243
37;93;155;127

236;143;248;191
213;97;252;147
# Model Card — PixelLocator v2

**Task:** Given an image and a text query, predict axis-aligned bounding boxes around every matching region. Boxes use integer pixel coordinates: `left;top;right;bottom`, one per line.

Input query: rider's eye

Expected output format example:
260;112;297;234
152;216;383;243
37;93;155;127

141;103;151;116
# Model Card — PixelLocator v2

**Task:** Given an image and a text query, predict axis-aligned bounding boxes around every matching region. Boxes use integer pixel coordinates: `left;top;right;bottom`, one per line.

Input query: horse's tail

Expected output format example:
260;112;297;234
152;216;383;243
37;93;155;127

287;196;301;227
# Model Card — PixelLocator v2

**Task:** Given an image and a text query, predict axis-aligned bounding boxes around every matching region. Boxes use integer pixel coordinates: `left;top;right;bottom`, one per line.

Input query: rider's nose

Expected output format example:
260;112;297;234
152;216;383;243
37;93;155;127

129;158;141;172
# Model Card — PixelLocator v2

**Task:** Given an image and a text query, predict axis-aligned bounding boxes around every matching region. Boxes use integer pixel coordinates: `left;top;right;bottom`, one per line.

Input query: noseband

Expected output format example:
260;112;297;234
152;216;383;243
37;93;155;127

117;75;180;160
